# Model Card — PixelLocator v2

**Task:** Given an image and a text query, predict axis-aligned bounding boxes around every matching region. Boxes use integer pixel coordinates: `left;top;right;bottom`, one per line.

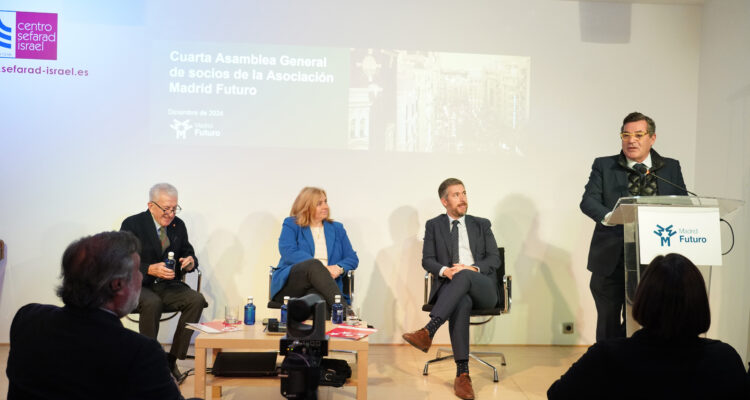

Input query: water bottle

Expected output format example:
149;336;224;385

280;296;289;324
332;295;344;324
165;252;176;274
244;296;256;325
156;251;176;283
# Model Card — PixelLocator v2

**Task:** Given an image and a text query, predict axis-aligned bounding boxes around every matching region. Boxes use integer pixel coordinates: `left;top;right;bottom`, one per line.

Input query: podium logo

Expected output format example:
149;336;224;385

653;224;677;247
0;11;58;60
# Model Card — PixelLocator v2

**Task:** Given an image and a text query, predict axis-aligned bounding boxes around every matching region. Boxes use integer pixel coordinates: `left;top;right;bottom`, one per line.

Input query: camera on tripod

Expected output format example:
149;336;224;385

279;294;329;399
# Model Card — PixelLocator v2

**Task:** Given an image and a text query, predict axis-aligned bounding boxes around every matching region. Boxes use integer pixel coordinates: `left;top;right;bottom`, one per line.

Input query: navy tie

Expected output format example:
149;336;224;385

451;220;460;264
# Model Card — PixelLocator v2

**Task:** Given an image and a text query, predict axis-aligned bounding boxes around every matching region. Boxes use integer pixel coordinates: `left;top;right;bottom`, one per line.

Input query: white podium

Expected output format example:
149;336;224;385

608;195;744;336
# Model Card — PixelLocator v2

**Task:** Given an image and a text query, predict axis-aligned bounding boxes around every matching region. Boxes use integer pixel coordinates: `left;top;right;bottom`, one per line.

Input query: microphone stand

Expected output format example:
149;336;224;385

647;171;698;197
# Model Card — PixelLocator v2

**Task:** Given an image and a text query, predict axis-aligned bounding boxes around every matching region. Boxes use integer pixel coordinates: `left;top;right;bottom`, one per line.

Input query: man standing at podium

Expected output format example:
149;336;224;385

581;111;687;341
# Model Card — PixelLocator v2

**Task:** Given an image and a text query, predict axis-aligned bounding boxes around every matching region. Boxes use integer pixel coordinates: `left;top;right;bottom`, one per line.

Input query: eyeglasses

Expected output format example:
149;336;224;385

150;201;181;215
620;131;652;140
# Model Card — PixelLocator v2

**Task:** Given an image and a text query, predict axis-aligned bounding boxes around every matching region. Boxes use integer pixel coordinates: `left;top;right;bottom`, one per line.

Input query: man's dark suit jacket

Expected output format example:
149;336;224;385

547;328;750;399
6;304;184;400
422;214;500;304
120;210;198;286
580;150;686;276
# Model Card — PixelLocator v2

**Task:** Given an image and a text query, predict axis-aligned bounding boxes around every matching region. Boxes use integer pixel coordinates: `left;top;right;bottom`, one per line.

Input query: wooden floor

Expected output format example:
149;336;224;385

0;343;587;399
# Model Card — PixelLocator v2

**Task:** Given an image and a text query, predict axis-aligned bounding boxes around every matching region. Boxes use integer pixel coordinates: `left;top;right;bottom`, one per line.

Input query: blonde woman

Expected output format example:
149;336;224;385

270;187;358;311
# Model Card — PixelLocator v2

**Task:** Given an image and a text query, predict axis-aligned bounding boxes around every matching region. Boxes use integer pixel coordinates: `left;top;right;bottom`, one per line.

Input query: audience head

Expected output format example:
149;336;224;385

57;231;143;316
147;182;180;227
438;178;468;219
291;186;332;227
632;253;710;339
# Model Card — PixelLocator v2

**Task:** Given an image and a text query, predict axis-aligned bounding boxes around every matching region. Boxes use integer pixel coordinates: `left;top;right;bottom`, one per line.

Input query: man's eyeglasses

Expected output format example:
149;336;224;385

620;131;652;140
150;202;181;215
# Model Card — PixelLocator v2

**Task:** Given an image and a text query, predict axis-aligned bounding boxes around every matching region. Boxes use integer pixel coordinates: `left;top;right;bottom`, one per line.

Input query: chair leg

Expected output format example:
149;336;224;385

468;351;504;382
422;347;454;375
422;347;506;383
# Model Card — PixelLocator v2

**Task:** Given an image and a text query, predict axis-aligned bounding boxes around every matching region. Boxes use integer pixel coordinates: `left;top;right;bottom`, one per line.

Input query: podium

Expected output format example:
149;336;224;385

607;195;744;336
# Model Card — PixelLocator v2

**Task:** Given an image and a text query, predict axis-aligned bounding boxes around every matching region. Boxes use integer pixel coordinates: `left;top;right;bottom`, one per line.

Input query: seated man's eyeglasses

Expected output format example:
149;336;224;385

620;131;651;140
150;202;182;215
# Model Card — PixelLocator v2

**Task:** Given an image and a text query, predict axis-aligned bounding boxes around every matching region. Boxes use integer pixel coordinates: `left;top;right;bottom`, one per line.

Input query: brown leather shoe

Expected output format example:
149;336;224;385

402;328;432;353
454;373;475;399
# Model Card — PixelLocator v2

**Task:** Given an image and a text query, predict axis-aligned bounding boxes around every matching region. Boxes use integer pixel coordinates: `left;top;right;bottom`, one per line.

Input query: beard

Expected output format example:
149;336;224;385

118;287;142;316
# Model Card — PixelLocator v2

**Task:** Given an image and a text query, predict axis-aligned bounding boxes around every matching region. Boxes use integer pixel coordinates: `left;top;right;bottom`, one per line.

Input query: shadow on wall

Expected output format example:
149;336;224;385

197;212;280;324
1;223;87;331
492;194;582;345
364;206;425;346
0;241;6;300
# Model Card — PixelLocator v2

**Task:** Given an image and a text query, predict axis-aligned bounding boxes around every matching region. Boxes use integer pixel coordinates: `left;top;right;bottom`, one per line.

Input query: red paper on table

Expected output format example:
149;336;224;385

186;320;242;333
326;324;377;340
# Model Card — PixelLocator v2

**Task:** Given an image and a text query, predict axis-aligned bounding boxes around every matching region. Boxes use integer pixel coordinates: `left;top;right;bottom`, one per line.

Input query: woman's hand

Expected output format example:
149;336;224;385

326;265;343;279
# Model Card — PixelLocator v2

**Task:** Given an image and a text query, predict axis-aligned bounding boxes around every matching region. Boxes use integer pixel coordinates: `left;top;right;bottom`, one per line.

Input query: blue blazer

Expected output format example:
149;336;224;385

271;216;359;302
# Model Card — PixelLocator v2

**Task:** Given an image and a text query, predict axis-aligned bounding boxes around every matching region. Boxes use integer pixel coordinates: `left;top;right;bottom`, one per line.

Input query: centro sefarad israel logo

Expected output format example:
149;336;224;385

653;224;677;247
0;11;58;60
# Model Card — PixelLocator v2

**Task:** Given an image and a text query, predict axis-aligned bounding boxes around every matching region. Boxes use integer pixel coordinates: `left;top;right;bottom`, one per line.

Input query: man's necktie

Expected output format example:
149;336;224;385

159;226;170;252
451;220;460;264
633;163;647;195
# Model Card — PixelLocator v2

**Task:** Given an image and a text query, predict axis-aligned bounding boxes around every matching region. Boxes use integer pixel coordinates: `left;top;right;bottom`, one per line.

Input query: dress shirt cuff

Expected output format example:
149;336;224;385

439;266;448;277
601;211;615;227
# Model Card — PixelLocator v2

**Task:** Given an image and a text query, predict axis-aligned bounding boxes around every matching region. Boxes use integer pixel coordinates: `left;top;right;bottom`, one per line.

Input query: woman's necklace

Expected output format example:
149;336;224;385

311;225;323;240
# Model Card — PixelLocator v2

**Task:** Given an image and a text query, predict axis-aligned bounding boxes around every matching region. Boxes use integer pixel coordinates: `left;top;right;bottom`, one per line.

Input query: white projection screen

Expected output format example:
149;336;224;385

0;0;702;345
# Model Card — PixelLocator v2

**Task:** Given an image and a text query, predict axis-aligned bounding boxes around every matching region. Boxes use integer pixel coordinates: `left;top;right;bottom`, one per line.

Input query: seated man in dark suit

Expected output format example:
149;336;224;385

403;178;501;400
120;183;207;383
6;231;186;400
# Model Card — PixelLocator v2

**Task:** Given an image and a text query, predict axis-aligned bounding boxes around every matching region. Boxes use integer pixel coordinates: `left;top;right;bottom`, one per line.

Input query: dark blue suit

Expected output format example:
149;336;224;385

581;149;686;340
271;216;358;303
7;304;184;400
422;214;500;360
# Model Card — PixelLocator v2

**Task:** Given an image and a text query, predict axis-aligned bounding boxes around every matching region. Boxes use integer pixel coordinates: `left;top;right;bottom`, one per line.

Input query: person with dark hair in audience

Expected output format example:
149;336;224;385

270;187;359;312
6;231;189;400
120;182;207;383
548;253;750;399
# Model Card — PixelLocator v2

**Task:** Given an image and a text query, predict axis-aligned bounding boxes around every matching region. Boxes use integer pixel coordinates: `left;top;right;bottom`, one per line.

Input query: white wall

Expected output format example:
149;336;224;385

0;0;716;350
694;0;750;364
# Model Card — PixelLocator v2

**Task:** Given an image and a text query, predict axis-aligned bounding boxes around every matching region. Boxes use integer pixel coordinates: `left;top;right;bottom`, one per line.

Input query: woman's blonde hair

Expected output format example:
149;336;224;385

290;187;333;227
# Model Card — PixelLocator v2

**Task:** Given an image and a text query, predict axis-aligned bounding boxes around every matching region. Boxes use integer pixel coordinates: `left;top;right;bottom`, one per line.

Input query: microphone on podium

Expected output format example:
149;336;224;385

633;164;697;196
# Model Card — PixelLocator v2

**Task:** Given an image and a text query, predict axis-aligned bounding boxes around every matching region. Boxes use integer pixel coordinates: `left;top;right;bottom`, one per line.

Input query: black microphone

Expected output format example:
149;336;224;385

633;163;648;194
633;163;648;177
635;164;698;196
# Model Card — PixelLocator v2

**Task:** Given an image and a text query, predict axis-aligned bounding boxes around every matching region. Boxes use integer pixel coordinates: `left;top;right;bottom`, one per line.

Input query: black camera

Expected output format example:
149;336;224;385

279;294;328;400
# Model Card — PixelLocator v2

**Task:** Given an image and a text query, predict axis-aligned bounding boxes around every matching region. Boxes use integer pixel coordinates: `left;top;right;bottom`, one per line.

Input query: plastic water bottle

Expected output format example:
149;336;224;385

165;252;176;273
332;295;344;324
280;296;289;324
244;296;256;325
156;251;176;283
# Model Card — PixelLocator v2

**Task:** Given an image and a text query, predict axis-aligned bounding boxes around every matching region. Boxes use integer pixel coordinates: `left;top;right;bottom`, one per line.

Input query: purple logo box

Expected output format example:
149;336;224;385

15;11;57;60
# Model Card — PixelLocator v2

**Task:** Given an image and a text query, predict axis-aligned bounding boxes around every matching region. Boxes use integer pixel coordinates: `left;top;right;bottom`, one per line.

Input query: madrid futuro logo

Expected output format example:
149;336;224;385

653;224;708;247
653;224;677;247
